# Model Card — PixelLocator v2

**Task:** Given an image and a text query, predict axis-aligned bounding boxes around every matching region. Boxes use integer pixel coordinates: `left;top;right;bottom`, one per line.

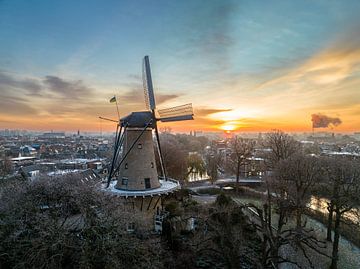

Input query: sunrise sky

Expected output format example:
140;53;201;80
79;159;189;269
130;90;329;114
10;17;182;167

1;0;360;133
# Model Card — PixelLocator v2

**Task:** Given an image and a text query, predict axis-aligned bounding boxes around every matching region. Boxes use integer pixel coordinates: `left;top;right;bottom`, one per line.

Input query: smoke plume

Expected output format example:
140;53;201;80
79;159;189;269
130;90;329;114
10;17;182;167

311;113;342;128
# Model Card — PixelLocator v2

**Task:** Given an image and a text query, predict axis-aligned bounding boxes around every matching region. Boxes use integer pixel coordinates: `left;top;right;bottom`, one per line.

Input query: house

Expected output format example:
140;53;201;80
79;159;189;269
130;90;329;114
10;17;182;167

19;164;41;181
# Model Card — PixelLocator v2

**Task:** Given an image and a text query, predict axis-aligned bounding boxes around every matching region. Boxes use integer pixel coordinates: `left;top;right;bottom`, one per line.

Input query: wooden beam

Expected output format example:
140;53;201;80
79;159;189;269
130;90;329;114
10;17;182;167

147;197;153;210
153;196;161;209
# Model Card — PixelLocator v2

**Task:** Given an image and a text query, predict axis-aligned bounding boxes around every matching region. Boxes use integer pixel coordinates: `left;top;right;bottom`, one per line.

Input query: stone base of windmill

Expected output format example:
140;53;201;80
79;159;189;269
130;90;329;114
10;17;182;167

101;178;180;233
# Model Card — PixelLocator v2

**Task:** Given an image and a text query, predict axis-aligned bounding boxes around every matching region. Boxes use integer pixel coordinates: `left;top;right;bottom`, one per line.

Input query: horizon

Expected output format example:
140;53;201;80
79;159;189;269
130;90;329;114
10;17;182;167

1;128;358;137
1;0;360;133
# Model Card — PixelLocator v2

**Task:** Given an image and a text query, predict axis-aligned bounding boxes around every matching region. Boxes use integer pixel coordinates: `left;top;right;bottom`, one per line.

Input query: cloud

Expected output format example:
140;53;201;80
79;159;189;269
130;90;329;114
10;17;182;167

311;113;342;128
0;72;41;116
156;94;179;104
43;76;94;99
118;86;180;108
255;27;360;92
182;1;237;71
0;71;103;119
0;95;38;116
195;107;232;117
237;26;360;130
0;71;42;95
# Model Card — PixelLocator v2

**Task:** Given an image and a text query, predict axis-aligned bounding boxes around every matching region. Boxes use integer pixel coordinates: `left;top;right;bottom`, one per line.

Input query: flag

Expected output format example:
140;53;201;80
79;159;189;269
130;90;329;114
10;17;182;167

109;96;116;103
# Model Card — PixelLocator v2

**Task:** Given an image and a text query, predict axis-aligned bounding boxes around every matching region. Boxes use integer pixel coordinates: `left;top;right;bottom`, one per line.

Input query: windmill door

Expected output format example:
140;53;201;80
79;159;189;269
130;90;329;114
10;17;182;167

144;178;151;189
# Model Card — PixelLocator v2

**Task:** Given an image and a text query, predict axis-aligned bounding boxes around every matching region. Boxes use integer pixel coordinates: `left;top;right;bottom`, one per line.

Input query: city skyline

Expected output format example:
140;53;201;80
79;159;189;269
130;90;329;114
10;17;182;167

1;0;360;133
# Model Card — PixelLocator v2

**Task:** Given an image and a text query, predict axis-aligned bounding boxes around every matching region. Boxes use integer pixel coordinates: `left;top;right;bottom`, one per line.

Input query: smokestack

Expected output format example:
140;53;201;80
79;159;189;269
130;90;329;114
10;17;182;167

311;113;342;129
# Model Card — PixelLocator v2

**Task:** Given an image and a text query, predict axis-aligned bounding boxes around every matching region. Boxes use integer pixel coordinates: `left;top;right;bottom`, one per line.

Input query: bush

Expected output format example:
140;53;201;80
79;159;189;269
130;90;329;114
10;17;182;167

215;192;232;207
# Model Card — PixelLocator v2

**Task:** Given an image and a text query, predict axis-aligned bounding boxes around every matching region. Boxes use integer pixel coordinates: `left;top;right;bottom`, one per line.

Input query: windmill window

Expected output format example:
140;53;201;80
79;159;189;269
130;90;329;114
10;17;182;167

151;162;154;168
137;143;142;149
122;177;128;186
144;178;151;189
127;222;135;233
125;163;128;169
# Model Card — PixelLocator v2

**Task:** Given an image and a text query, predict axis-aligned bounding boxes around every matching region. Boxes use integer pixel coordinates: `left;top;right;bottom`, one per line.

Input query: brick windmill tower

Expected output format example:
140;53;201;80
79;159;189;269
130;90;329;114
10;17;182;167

105;56;194;231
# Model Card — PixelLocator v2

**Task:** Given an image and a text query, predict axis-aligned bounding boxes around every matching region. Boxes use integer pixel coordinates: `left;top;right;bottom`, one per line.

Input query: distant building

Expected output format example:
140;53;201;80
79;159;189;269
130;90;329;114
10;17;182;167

42;132;66;139
19;165;40;181
87;161;103;171
20;145;37;157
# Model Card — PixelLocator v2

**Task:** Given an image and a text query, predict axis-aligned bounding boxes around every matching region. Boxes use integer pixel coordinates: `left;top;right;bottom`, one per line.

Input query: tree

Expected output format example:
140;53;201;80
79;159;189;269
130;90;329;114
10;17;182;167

205;151;223;184
188;194;261;268
158;133;188;181
273;153;322;233
0;156;12;179
322;157;360;269
245;151;329;268
186;153;206;183
161;193;263;268
158;133;209;182
263;130;300;169
0;175;163;269
227;136;255;192
247;185;329;268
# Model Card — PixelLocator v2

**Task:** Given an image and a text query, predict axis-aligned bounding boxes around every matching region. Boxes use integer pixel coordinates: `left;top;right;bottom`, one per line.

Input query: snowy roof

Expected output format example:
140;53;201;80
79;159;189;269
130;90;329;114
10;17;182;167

325;151;360;157
247;157;264;161
47;169;83;176
11;156;36;161
300;140;315;144
59;158;101;164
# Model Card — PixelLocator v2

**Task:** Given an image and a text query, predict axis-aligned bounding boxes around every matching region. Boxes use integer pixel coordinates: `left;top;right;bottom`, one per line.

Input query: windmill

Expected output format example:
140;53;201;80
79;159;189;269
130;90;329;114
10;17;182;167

106;56;194;193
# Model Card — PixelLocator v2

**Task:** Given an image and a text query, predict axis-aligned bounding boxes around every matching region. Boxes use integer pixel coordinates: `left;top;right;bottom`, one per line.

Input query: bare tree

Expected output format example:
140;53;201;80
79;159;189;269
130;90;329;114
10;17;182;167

247;187;329;268
273;153;322;233
185;194;261;268
205;151;223;184
244;152;329;268
0;155;12;179
227;136;255;192
186;153;206;183
322;157;360;269
0;175;163;269
158;133;209;183
263;130;300;169
157;133;187;181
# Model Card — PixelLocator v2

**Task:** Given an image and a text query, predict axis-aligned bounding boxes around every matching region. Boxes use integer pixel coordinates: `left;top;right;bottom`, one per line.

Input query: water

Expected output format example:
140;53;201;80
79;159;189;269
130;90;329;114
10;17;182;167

187;171;209;182
308;196;360;224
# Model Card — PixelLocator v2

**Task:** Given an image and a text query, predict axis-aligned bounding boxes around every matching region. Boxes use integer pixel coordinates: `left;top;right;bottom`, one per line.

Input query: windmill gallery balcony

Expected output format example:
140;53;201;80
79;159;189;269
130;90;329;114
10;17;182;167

103;177;181;197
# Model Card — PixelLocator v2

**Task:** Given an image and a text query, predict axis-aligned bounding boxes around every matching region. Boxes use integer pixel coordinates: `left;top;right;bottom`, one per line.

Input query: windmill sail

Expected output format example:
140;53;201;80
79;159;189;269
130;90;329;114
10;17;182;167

158;103;194;122
143;56;156;111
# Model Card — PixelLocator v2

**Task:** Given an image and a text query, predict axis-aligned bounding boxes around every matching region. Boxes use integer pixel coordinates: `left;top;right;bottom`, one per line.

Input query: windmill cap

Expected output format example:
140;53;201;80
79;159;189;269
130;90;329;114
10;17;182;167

120;111;155;128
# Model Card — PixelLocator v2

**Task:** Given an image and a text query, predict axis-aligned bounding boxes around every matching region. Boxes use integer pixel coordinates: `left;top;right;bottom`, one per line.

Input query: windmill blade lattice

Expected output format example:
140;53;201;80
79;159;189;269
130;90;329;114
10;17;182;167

158;103;194;122
143;56;156;111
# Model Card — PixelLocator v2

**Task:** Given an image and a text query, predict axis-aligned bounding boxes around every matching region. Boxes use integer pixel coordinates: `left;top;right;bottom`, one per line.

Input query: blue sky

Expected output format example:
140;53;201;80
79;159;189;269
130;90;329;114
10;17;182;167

1;0;360;132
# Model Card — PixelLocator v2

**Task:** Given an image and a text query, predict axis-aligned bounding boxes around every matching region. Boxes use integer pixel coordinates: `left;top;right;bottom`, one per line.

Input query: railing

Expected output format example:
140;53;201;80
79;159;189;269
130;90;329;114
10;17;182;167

104;177;181;197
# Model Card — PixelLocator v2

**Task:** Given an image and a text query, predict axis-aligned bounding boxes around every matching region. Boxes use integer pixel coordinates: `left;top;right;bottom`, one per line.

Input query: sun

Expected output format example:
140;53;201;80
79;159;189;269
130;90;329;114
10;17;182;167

221;124;237;131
